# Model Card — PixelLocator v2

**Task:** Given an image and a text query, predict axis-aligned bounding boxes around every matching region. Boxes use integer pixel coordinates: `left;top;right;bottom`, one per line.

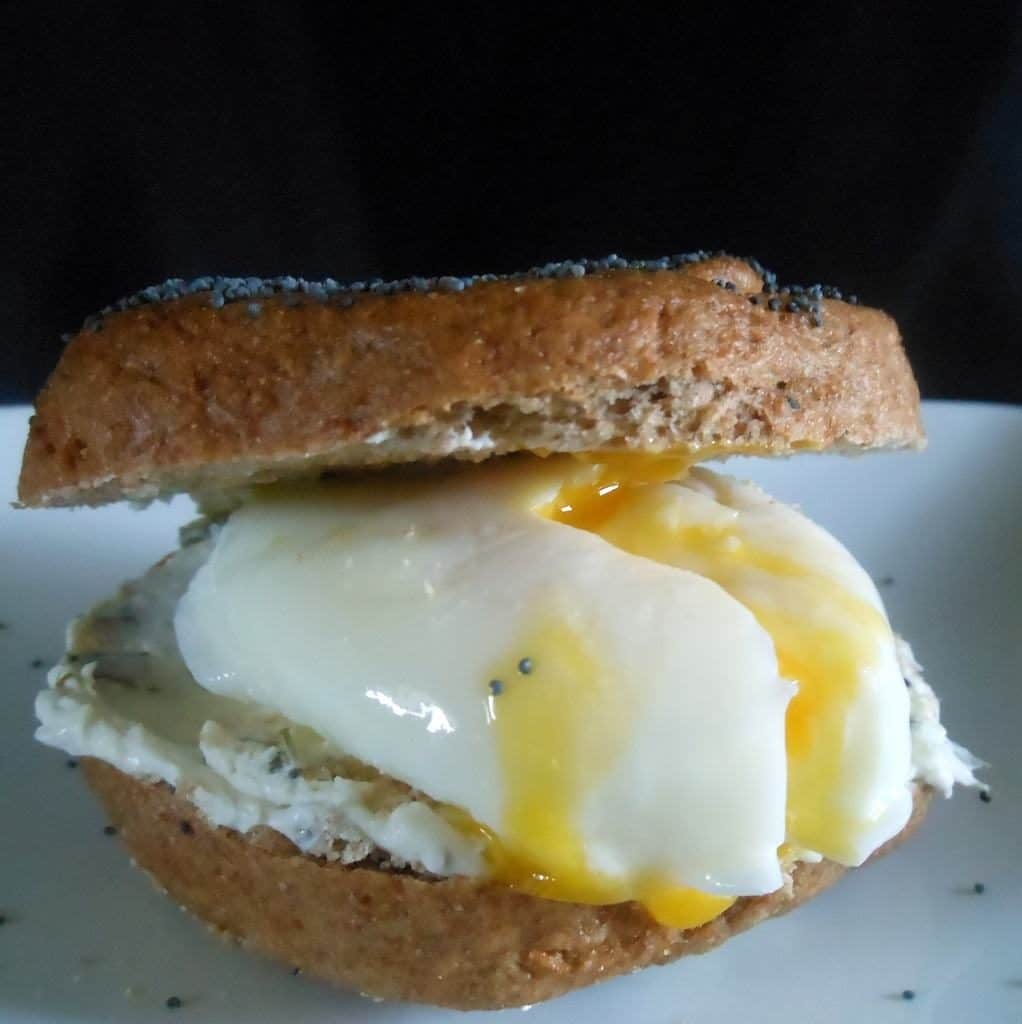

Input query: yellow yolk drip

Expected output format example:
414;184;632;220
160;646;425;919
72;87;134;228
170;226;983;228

560;443;823;516
545;459;891;865
445;609;735;930
440;449;888;929
488;610;618;901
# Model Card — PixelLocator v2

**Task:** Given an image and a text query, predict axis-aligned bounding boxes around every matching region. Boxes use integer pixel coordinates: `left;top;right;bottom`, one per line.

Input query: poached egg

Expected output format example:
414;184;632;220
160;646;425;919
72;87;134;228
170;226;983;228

174;455;914;929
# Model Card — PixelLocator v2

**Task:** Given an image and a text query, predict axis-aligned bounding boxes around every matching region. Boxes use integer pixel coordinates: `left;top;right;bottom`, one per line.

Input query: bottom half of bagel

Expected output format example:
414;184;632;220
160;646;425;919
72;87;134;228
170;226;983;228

80;758;932;1011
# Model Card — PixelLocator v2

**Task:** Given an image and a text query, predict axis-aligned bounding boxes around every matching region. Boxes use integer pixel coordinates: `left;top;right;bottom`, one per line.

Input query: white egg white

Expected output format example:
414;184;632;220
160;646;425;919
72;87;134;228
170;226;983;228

173;458;912;898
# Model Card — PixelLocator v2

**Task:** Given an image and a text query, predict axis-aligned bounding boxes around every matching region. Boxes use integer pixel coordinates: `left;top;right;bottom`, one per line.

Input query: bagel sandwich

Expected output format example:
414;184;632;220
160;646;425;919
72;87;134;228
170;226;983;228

23;254;983;1010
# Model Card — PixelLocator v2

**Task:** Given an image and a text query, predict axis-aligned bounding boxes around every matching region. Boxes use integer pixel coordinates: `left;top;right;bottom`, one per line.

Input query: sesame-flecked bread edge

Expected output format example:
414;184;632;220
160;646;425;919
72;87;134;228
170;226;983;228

80;758;932;1011
19;256;924;508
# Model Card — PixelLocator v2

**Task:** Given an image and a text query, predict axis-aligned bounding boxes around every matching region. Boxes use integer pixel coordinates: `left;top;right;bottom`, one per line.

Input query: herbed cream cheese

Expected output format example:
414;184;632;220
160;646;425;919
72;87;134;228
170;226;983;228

34;535;485;877
34;492;982;886
896;636;984;797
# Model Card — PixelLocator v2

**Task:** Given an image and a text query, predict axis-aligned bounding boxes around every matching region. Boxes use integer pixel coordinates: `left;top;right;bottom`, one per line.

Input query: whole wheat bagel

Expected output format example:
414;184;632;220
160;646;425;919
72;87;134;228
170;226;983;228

81;758;931;1011
18;254;922;507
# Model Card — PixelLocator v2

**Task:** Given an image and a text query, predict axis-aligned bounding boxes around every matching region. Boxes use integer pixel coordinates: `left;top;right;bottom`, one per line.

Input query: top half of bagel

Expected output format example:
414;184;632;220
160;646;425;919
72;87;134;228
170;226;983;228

18;253;922;508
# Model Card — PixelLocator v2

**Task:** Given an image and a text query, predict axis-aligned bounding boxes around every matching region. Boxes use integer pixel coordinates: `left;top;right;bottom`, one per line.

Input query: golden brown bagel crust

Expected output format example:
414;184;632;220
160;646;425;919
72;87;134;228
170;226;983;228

19;258;923;507
81;758;931;1011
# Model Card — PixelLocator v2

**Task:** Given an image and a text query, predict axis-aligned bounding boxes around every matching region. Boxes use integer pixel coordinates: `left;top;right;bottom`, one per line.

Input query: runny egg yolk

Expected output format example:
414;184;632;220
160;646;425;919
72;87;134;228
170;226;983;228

443;606;737;930
448;450;891;929
546;454;891;867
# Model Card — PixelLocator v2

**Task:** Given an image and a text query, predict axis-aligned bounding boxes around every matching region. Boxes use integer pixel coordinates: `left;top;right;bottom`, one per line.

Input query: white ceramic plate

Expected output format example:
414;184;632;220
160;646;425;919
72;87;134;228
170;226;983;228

1;401;1018;1024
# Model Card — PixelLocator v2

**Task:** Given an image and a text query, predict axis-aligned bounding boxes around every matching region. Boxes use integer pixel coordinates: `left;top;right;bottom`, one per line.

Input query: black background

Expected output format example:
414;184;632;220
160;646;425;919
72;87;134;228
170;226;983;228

3;5;1021;403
